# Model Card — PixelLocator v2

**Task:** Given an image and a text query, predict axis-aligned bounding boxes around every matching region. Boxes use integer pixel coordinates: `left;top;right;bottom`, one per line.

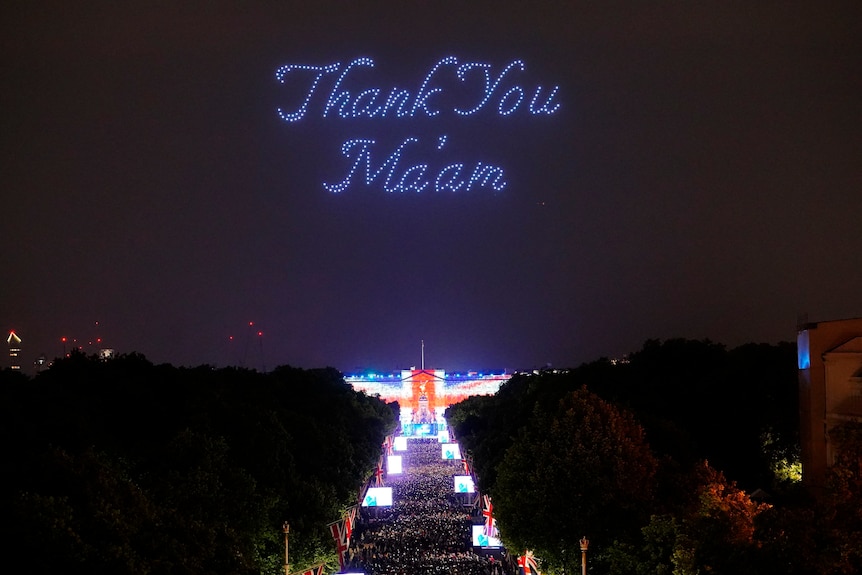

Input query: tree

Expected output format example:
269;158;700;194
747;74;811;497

820;422;862;574
493;387;658;574
605;462;772;575
0;353;397;575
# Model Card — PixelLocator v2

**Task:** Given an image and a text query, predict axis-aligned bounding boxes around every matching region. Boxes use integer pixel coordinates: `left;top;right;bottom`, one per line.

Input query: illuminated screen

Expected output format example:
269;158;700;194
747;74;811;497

387;455;403;474
454;475;475;493
361;487;393;507
437;430;450;443
471;525;502;548
394;436;408;451
441;443;461;460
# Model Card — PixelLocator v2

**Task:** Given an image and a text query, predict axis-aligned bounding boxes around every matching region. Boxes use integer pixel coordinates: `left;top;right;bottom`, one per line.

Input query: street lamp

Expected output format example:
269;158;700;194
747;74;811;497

283;522;290;575
579;536;589;575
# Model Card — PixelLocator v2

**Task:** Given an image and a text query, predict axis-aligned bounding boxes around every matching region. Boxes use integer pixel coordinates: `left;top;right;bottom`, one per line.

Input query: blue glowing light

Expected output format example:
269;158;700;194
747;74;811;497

275;63;340;122
797;330;811;369
274;56;561;193
275;56;561;121
323;137;507;194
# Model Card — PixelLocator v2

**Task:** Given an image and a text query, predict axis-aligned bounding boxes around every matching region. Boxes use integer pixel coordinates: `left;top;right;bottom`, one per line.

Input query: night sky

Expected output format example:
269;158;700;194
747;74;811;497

2;1;860;373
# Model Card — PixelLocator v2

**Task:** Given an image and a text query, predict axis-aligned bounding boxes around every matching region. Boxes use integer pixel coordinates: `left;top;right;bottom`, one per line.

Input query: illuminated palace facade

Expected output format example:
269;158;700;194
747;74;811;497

345;369;511;436
797;317;862;491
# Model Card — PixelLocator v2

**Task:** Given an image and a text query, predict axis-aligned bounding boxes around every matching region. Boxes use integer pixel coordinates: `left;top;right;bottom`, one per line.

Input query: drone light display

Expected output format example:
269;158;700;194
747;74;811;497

275;56;561;194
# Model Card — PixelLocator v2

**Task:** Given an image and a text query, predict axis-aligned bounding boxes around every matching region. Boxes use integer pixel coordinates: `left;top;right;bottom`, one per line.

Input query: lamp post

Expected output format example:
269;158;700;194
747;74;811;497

283;522;290;575
579;536;589;575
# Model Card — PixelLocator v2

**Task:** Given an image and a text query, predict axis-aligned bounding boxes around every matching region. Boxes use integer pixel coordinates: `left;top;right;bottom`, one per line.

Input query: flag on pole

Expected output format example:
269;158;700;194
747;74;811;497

482;494;496;536
382;435;393;456
461;457;470;475
345;505;357;542
518;550;540;575
374;457;385;486
328;519;349;570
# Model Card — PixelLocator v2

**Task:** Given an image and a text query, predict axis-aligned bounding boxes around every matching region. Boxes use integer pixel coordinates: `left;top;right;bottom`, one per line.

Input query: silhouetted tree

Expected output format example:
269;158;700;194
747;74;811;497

493;387;658;574
0;353;396;575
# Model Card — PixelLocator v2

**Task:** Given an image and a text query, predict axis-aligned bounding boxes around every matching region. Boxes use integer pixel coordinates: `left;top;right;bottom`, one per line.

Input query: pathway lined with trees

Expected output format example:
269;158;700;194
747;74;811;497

346;438;508;575
2;339;859;574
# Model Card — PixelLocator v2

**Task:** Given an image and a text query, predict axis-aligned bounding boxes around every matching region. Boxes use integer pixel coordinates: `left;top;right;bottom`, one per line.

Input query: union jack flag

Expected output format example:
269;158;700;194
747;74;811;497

482;494;496;536
344;505;357;542
382;435;393;456
517;550;540;575
328;519;349;569
290;562;325;575
374;457;385;486
461;457;470;475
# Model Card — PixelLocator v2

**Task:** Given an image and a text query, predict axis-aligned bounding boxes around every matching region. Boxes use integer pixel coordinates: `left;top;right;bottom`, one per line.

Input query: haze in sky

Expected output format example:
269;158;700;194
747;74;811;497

2;1;860;373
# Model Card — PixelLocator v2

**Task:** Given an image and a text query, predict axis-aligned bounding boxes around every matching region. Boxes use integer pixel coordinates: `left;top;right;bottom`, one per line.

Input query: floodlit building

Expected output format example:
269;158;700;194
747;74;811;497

346;369;511;437
7;331;22;370
797;317;862;491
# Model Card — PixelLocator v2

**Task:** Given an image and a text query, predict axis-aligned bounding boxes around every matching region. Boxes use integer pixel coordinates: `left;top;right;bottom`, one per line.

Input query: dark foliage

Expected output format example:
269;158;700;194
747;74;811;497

0;352;396;575
446;338;807;574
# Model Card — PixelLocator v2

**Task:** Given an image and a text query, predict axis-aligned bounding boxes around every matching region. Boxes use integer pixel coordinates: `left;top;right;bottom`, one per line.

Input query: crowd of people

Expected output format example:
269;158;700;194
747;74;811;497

345;438;515;575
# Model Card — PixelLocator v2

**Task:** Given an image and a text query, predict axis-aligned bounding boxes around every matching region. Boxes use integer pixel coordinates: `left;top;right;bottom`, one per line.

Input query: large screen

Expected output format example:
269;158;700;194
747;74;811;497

471;525;502;548
441;443;461;460
387;455;403;474
361;487;393;507
393;436;408;451
454;475;475;493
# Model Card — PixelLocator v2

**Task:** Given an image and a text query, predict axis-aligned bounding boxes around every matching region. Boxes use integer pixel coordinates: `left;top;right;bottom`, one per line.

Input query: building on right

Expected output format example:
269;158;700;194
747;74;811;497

797;317;862;491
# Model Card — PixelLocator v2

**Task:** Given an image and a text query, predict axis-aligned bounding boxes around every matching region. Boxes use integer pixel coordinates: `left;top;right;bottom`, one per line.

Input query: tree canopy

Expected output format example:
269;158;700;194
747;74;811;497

446;338;824;574
0;352;397;575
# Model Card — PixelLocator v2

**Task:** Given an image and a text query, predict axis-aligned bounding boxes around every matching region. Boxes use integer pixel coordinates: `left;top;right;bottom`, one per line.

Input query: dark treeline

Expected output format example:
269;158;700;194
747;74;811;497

447;338;862;575
0;351;397;575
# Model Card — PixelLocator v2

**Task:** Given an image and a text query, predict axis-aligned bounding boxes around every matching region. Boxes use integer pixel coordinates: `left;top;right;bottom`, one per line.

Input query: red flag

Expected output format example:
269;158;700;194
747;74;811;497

345;505;357;541
523;550;540;575
482;494;496;536
461;457;470;475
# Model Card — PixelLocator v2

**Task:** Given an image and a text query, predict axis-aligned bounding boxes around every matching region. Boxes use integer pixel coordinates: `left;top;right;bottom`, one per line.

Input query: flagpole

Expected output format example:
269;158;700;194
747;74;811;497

283;522;290;575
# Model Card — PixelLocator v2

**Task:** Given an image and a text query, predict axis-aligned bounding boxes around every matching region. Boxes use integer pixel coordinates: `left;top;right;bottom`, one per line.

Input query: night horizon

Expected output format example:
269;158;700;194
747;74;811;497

3;1;860;374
